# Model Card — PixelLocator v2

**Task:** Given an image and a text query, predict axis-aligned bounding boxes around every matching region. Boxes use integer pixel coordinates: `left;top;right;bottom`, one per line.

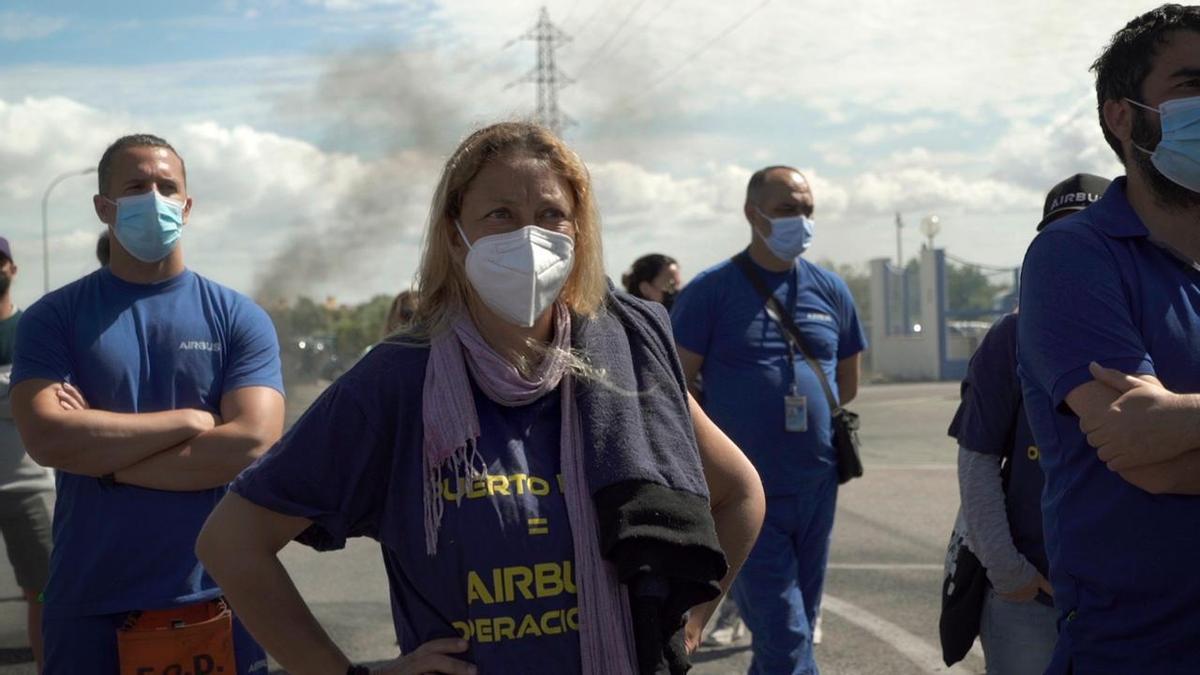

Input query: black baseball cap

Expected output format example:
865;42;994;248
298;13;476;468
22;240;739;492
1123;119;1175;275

1037;173;1111;230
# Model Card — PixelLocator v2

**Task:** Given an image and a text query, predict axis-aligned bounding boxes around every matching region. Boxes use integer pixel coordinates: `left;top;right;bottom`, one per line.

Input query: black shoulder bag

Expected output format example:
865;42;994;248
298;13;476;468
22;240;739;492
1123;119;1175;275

938;456;1012;666
732;253;864;484
938;395;1020;666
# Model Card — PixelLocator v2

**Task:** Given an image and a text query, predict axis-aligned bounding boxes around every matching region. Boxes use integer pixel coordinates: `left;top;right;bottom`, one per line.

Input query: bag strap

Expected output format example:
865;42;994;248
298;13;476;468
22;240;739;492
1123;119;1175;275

998;394;1021;491
732;252;840;411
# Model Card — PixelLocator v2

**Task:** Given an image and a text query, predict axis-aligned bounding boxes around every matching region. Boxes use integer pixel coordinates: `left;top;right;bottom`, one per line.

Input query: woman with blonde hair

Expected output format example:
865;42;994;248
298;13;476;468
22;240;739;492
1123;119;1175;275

197;121;764;675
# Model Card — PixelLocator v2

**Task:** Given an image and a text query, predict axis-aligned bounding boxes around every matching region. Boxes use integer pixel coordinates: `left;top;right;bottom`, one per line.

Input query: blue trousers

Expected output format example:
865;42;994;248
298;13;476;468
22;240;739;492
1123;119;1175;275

44;606;268;674
980;590;1057;675
732;471;837;675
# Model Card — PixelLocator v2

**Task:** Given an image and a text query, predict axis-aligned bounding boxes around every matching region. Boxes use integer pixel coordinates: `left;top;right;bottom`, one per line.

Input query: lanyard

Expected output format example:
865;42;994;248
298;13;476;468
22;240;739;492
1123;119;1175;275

770;267;801;396
733;251;841;412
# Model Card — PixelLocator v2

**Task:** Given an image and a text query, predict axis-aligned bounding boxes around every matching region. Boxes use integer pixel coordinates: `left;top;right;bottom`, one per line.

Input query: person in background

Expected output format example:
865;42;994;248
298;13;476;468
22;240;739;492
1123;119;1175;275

0;237;53;672
671;165;866;675
382;289;418;337
951;173;1109;675
95;231;110;267
1018;6;1200;671
622;254;681;308
10;134;284;673
196;121;765;675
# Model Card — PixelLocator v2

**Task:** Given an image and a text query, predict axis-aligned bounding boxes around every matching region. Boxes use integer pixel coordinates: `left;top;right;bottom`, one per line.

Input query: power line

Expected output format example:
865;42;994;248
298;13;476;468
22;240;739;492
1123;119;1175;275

560;0;584;25
573;0;650;75
559;0;588;27
945;252;1017;273
639;0;771;95
599;0;677;65
1043;91;1097;138
568;0;606;37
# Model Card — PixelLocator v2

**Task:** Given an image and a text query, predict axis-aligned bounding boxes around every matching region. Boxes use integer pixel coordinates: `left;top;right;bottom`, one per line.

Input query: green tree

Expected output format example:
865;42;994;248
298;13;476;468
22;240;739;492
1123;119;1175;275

332;294;395;359
817;260;870;319
947;263;1007;315
262;293;402;386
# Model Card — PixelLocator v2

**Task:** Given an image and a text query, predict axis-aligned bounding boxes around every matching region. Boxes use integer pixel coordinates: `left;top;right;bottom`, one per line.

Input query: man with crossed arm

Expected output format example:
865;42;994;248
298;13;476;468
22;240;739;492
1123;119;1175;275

1017;6;1200;673
10;134;283;673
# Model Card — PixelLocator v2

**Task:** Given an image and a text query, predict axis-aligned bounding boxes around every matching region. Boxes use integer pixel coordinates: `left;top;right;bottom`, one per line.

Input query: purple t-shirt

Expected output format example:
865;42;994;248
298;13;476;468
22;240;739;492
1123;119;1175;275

232;342;582;671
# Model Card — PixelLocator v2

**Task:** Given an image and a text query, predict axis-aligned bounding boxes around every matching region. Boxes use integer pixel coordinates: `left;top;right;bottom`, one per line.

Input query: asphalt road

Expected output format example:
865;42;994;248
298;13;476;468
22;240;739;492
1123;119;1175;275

0;381;984;674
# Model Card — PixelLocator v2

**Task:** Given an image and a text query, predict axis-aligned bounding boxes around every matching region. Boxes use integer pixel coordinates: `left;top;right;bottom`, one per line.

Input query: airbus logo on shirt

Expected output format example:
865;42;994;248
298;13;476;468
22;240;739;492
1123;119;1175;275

179;340;222;352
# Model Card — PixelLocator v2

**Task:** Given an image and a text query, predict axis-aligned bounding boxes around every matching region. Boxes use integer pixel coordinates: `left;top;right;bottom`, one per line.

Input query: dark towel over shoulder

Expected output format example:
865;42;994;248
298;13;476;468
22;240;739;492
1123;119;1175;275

574;288;728;674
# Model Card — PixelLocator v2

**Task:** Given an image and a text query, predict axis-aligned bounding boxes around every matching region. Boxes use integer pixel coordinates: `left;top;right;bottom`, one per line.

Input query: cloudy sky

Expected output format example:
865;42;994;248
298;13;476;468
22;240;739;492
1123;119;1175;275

0;0;1143;307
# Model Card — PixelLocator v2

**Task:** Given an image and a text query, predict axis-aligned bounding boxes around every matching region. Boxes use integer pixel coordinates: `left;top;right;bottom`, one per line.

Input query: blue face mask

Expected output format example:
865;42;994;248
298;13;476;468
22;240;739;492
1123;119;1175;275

755;207;815;260
105;190;185;263
1128;95;1200;193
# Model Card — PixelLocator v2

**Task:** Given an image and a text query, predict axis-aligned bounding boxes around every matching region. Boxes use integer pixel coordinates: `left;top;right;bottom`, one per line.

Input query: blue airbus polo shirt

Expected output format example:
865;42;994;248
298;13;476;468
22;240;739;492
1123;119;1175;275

11;268;283;617
670;254;866;495
1017;177;1200;674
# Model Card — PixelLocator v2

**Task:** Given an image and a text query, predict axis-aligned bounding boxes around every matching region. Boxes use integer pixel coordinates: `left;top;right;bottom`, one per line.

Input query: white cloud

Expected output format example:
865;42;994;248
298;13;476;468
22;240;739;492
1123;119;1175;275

0;91;1125;309
0;97;125;200
850;169;1037;216
851;118;939;146
305;0;408;9
432;0;1132;123
0;0;1150;303
0;56;323;135
0;97;376;306
0;12;68;42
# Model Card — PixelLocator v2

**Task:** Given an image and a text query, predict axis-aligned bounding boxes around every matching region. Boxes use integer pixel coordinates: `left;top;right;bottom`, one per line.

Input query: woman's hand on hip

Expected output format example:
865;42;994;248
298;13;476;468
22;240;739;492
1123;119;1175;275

373;638;477;675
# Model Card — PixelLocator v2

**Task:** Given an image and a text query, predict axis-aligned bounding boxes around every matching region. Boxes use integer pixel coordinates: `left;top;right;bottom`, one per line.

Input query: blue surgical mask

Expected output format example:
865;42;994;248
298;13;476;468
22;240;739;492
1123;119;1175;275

1128;96;1200;193
755;207;815;260
105;190;185;263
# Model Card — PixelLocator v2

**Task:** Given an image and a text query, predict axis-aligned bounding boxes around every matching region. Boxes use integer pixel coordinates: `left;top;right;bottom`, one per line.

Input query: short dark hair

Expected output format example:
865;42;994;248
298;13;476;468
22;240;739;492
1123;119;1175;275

1092;4;1200;162
97;134;186;196
621;253;677;299
746;165;801;203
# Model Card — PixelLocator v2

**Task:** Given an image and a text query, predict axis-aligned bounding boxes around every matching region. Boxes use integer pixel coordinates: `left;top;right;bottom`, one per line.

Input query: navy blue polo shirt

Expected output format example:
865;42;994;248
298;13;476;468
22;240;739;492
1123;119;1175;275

1017;177;1200;674
947;313;1048;591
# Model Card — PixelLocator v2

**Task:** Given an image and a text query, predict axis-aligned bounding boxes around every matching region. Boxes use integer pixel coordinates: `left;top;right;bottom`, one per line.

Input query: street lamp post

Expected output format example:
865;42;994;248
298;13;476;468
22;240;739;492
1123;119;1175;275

920;215;942;251
41;167;97;295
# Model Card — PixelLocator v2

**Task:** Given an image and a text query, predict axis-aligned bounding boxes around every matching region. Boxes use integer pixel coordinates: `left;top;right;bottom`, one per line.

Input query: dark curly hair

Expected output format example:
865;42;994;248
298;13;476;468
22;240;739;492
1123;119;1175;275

1092;4;1200;162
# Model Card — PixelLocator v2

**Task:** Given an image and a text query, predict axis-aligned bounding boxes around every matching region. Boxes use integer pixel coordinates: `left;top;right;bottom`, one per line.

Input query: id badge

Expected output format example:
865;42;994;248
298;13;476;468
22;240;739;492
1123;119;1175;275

785;394;808;432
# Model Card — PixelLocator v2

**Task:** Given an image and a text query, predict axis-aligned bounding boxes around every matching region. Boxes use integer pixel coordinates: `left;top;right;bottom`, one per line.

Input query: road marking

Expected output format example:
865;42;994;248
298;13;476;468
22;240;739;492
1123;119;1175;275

821;594;980;673
827;563;943;571
856;463;956;471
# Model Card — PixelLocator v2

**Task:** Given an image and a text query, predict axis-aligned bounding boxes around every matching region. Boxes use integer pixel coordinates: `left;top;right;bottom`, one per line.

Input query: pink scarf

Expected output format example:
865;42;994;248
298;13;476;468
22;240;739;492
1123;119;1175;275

422;303;637;674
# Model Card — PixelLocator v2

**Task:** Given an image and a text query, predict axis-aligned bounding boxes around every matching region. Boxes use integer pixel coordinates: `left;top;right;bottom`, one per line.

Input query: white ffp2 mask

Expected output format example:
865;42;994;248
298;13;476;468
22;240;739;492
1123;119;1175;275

457;223;575;327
